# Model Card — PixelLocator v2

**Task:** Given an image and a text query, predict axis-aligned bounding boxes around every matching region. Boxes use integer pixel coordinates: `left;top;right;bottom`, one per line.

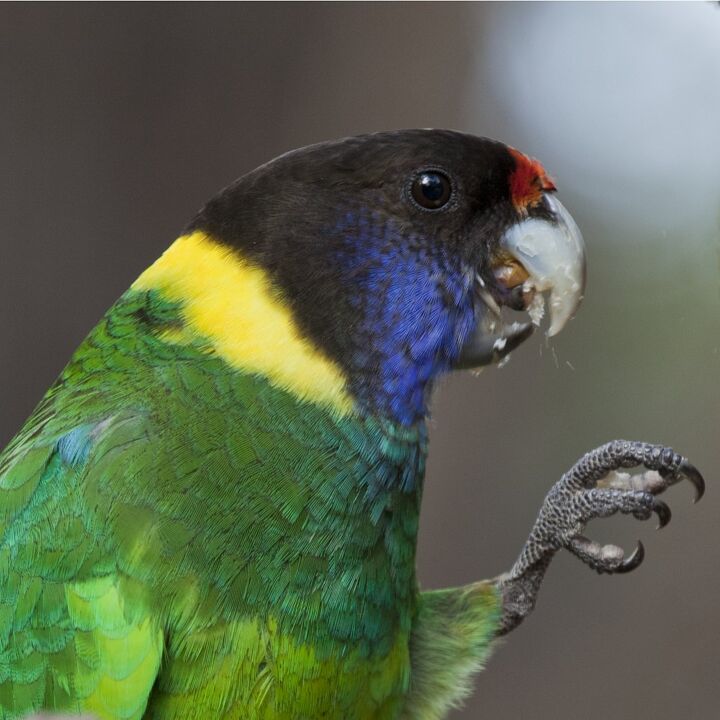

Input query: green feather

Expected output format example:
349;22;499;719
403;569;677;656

0;287;501;719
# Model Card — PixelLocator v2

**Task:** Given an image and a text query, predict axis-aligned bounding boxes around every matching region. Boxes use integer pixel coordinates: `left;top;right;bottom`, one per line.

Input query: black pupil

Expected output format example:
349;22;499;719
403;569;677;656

421;174;444;199
412;172;450;209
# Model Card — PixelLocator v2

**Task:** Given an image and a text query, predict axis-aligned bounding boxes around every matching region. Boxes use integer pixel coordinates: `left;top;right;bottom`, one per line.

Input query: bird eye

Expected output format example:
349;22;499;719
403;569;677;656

410;171;453;211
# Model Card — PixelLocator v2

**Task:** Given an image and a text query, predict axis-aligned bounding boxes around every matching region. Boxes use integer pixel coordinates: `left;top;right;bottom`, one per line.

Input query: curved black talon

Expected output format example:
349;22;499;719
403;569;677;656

679;460;705;503
653;499;672;529
616;540;645;574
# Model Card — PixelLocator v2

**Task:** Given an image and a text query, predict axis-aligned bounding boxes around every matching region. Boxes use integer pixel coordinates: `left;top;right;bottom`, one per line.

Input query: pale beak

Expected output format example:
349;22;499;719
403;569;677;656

456;195;586;368
501;195;586;337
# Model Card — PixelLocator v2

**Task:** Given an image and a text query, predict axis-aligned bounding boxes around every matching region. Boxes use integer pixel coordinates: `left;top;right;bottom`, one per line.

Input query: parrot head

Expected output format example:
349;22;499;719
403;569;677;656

183;129;585;424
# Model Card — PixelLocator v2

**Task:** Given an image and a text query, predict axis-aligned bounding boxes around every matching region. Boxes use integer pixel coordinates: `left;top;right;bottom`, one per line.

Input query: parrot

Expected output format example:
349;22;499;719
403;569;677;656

0;129;704;720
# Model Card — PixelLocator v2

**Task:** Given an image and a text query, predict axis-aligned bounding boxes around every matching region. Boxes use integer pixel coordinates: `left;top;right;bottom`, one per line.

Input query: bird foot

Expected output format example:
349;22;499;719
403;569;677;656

495;440;705;635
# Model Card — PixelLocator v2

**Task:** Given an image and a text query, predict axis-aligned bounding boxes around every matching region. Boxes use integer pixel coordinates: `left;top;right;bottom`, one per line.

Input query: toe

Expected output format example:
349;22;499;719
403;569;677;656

568;535;645;574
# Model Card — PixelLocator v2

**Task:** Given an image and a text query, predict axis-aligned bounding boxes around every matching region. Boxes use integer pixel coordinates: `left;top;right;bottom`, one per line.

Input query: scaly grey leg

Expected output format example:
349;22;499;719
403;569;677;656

495;440;705;636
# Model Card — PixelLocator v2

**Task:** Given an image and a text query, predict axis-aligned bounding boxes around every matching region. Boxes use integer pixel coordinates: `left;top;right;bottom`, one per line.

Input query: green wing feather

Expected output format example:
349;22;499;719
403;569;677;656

0;291;425;719
0;289;503;719
0;401;163;718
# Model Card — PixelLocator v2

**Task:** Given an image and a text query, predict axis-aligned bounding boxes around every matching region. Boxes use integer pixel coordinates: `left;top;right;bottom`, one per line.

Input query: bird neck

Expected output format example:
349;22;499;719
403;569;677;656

328;211;477;426
133;226;476;428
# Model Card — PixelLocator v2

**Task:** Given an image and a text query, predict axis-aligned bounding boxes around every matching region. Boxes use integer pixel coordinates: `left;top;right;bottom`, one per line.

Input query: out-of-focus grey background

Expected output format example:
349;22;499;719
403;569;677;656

1;3;718;718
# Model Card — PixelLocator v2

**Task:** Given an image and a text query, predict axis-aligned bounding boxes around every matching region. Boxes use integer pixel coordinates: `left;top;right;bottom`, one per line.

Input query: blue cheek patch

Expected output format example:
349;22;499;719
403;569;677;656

331;209;476;426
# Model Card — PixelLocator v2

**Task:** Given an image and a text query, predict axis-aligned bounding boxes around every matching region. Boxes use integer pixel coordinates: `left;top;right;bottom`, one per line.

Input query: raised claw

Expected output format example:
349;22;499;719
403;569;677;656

652;499;672;529
615;540;645;574
499;442;703;636
679;460;705;503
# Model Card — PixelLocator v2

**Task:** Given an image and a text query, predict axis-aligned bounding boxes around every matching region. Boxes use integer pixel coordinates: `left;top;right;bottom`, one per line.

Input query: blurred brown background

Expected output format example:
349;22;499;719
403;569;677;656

1;3;718;719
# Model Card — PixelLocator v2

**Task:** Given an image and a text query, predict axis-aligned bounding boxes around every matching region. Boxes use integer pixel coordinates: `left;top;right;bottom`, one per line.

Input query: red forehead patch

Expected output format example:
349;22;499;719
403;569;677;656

508;147;556;213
